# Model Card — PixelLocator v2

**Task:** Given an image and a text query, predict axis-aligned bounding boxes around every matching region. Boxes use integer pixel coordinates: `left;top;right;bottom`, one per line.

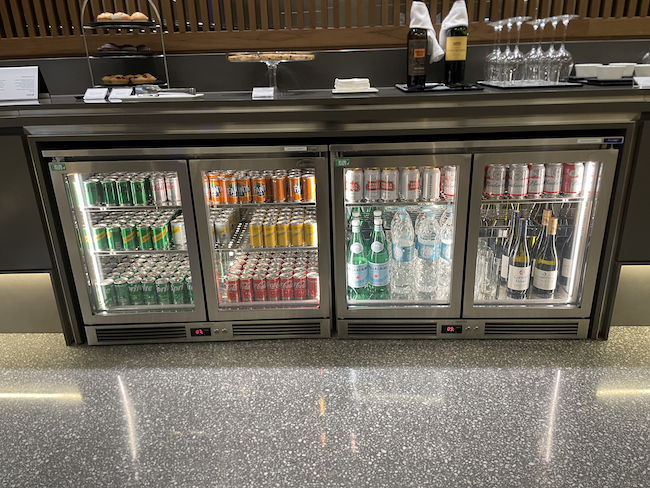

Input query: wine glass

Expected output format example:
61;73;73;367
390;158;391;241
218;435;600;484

502;18;516;83
556;14;579;81
525;19;545;82
512;16;532;83
485;20;506;82
544;16;562;83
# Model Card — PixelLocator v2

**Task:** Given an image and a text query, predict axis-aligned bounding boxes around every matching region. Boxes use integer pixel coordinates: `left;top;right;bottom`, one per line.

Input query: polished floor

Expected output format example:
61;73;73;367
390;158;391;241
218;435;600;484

1;328;650;487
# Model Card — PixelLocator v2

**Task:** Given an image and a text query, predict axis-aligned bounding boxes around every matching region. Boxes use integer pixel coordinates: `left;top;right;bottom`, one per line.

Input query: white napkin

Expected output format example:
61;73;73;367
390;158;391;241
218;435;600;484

439;0;468;52
334;78;371;92
409;1;444;63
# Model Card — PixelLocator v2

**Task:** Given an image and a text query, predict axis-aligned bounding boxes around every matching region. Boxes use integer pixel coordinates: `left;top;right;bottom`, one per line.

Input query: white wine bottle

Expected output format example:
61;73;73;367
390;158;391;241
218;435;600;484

500;210;520;285
532;217;559;298
507;219;531;299
531;208;552;280
559;219;576;287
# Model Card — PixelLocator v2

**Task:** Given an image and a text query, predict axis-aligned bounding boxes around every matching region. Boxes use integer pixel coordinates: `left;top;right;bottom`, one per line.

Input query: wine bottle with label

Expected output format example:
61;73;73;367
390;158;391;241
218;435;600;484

407;27;428;89
507;219;531;299
559;219;576;287
500;210;520;285
531;209;552;280
444;23;468;85
532;217;559;298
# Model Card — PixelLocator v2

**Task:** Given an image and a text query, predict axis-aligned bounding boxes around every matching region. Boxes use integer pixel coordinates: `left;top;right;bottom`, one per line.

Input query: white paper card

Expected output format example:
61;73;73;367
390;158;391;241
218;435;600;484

0;66;38;101
252;87;276;99
84;88;109;103
108;87;133;102
633;77;650;89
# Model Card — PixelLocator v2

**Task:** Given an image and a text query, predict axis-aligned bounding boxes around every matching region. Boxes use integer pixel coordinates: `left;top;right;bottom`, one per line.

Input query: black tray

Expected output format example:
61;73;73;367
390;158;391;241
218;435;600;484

91;50;159;57
89;21;156;28
395;83;484;92
567;76;634;86
96;80;166;87
477;80;583;89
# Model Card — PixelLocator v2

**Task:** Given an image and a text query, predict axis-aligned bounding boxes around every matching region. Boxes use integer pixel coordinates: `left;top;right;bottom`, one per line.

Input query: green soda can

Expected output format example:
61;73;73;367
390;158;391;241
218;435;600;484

141;277;158;305
185;276;194;304
169;277;186;304
91;225;108;250
101;180;119;206
151;223;170;250
113;278;131;306
127;277;144;305
131;179;148;206
106;225;123;250
155;278;172;304
160;271;175;279
117;180;133;206
83;179;103;206
120;224;137;250
137;224;153;250
99;278;116;307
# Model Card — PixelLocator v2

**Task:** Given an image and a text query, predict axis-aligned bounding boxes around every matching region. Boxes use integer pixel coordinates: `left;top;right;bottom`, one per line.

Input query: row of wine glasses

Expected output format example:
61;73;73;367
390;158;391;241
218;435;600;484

485;14;579;86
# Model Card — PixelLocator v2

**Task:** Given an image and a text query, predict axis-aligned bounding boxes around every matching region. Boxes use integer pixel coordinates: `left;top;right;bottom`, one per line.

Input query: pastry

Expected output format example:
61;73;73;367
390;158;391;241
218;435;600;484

112;12;131;20
120;44;137;51
101;75;113;84
97;43;119;51
124;75;135;81
110;75;130;84
130;11;148;21
136;45;151;52
96;12;113;21
131;73;157;84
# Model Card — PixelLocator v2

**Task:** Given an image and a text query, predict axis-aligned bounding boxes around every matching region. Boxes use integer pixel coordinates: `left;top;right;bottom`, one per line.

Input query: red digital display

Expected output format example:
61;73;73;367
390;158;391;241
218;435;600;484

190;328;211;337
441;325;463;334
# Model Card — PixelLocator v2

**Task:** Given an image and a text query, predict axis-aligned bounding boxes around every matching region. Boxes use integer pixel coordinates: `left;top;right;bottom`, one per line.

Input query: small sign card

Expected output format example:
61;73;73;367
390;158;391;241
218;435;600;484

252;87;276;100
108;87;134;102
634;77;650;89
83;87;109;103
0;66;38;101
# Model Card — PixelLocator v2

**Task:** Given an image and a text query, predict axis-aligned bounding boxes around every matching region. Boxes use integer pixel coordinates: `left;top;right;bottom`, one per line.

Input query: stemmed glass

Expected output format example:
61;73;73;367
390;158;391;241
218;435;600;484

524;19;545;82
544;16;562;83
501;18;515;82
511;16;532;83
556;14;579;81
485;20;506;82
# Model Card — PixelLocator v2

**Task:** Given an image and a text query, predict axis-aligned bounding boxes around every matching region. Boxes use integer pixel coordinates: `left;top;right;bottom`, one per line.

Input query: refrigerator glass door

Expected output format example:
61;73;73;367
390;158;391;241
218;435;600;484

50;160;206;324
466;149;618;317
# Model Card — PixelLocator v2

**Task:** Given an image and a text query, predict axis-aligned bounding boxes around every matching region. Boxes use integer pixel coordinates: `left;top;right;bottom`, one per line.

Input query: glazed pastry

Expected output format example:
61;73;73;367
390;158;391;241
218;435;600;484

125;75;135;81
130;11;148;21
112;12;131;20
136;45;151;52
97;43;119;51
96;12;113;21
131;73;157;84
120;44;137;51
110;75;130;84
101;75;113;84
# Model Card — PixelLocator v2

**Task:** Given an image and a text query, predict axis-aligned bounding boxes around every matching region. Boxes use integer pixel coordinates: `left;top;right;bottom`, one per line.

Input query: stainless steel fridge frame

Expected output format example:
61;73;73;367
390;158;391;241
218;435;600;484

47;157;207;326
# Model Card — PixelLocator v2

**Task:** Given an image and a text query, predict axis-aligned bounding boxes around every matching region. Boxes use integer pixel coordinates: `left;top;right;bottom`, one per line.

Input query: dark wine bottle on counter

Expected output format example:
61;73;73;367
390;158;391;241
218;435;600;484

444;24;468;85
407;27;428;89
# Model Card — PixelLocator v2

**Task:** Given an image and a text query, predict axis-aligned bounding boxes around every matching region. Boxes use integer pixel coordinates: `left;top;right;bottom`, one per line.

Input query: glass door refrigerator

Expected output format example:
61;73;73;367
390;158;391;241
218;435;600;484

45;152;207;344
329;143;471;338
190;145;332;339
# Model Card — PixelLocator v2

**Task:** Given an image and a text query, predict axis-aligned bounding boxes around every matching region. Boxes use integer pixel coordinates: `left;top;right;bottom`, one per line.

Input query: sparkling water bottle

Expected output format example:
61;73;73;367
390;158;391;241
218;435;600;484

347;219;369;300
368;218;390;299
415;212;439;298
436;206;454;300
390;208;415;298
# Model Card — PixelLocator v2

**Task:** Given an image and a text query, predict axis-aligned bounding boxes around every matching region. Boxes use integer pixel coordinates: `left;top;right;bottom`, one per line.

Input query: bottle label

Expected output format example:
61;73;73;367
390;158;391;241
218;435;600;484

392;243;414;263
408;39;427;76
508;265;531;291
445;36;467;61
561;258;573;278
533;269;558;291
417;242;439;261
368;262;389;286
441;239;452;261
347;263;368;287
350;242;363;254
501;254;509;280
371;241;384;253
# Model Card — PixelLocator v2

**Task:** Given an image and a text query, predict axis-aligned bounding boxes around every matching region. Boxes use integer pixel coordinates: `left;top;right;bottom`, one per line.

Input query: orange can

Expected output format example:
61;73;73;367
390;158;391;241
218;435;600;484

237;176;252;203
224;176;238;204
252;176;267;202
264;173;274;202
287;175;303;202
272;175;287;203
291;219;305;246
249;221;264;247
302;174;316;202
209;172;224;204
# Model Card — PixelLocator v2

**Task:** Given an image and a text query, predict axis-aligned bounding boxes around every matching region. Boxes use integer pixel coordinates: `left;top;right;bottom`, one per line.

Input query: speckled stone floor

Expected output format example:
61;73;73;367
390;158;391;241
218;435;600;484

1;327;650;487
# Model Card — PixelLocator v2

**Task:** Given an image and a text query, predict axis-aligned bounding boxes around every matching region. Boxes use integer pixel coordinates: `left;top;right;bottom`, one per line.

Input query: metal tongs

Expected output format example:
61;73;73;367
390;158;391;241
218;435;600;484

134;85;196;96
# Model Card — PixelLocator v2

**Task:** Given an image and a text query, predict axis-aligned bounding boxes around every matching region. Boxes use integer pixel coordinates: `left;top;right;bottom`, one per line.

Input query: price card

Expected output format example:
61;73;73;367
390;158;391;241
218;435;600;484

83;88;109;103
0;66;38;101
108;87;134;102
633;77;650;89
252;87;276;100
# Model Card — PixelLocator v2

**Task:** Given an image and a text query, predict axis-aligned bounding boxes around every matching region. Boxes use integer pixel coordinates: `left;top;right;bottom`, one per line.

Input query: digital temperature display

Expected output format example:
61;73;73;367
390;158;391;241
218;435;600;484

441;325;463;334
190;328;211;337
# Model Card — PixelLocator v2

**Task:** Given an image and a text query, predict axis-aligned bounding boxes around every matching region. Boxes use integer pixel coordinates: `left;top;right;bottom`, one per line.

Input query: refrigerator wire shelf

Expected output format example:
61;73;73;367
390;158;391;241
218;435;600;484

83;204;182;211
219;298;320;309
100;303;195;312
215;221;318;252
93;247;188;255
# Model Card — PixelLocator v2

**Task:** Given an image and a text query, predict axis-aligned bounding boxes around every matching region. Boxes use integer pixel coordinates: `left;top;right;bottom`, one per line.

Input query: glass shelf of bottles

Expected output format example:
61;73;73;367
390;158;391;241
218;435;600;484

210;202;316;208
344;201;453;207
84;204;182;212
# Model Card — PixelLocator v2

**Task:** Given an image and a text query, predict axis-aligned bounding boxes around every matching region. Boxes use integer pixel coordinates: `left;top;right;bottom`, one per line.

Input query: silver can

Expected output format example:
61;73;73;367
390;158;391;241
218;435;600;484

583;161;598;197
363;167;381;202
380;167;399;202
421;166;441;202
544;163;563;196
152;175;167;205
527;163;545;198
165;174;182;205
344;169;364;203
170;219;187;246
442;166;457;201
215;218;231;245
483;164;506;198
507;164;529;199
401;166;421;202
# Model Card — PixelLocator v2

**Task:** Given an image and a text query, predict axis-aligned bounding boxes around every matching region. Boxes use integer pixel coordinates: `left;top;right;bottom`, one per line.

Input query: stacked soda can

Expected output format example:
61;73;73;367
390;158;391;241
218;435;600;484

224;250;319;302
97;253;194;308
209;207;241;247
204;168;317;205
82;171;182;207
84;209;185;251
344;166;451;203
482;163;586;199
248;206;318;248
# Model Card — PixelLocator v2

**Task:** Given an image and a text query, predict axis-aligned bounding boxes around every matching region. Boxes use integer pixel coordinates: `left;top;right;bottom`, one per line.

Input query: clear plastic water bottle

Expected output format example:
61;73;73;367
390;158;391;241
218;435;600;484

415;205;434;231
390;207;415;298
436;206;454;300
415;212;439;299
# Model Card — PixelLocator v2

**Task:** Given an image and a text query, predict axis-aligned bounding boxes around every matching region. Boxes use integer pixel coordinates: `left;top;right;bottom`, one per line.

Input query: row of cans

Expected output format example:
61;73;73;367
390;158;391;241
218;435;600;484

100;254;191;280
483;162;593;199
204;168;317;205
344;166;457;203
82;171;182;207
210;208;241;247
248;207;318;248
99;275;194;307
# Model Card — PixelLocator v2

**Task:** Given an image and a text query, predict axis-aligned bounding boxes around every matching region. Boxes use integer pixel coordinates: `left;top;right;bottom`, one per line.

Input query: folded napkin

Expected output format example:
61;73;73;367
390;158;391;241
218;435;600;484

409;1;444;63
439;0;468;52
334;78;371;92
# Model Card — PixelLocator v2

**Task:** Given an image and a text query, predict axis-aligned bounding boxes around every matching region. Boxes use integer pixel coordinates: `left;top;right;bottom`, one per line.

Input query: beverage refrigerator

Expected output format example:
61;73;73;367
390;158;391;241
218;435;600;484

330;138;619;339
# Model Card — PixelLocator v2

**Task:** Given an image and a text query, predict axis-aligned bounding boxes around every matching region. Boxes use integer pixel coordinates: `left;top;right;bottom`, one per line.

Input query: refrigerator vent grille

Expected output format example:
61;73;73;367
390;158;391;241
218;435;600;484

484;323;580;337
232;322;323;338
95;326;187;343
346;322;437;337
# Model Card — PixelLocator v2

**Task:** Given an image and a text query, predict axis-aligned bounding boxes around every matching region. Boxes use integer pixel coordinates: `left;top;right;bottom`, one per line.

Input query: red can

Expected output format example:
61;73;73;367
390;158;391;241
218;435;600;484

307;272;319;298
562;162;585;196
293;273;307;299
239;272;254;302
280;272;294;300
252;273;267;301
225;276;240;302
266;273;280;300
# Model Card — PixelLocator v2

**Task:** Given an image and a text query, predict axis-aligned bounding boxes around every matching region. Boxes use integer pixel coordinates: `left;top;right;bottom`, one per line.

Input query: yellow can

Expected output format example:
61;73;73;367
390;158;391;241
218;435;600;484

291;219;305;246
304;219;318;246
276;220;291;247
249;221;264;248
263;221;278;247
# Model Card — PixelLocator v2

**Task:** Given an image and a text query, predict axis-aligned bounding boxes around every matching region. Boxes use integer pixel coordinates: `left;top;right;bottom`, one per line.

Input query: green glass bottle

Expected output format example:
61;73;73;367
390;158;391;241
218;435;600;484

347;219;369;300
368;217;390;300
